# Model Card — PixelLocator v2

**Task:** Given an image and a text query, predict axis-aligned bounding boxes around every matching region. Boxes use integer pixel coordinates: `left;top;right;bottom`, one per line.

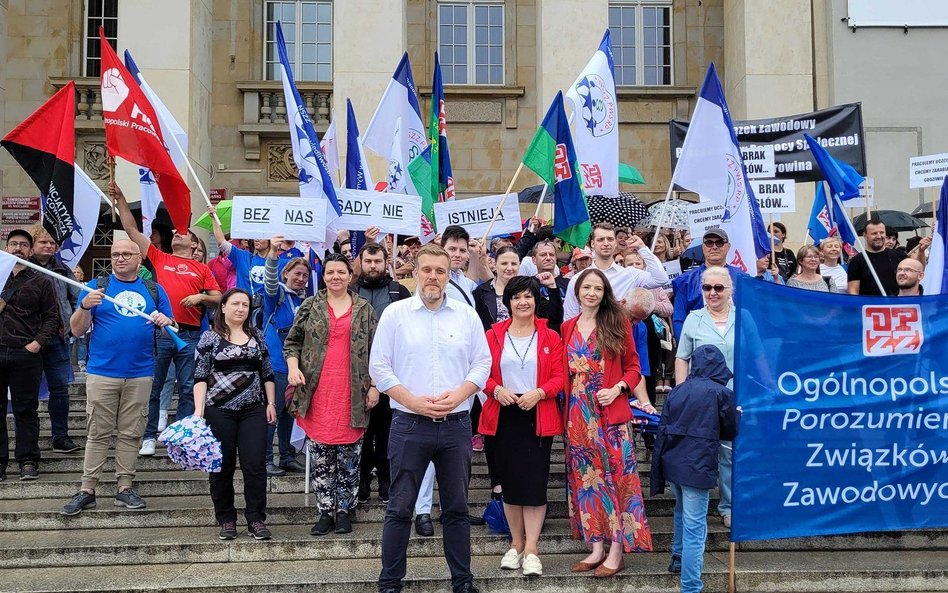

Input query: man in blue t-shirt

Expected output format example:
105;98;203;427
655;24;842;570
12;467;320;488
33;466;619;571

61;239;175;516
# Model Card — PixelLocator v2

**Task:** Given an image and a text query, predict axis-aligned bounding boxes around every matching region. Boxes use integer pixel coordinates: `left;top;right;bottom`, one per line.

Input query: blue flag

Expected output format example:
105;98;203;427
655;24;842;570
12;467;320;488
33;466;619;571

345;98;371;257
807;180;858;247
733;275;948;542
522;92;591;247
275;22;341;249
804;133;865;203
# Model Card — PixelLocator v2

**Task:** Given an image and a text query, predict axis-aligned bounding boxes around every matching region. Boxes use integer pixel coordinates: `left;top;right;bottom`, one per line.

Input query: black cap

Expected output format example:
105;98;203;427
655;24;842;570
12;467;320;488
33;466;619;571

6;228;33;247
703;227;729;242
403;236;421;246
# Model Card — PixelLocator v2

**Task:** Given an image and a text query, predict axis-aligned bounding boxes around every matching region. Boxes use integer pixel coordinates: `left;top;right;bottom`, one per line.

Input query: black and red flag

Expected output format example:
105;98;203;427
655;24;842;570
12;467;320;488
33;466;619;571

1;82;78;245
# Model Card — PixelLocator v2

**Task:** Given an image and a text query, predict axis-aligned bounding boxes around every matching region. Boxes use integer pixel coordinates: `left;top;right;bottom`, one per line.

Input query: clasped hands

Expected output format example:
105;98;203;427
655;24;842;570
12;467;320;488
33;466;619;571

493;386;541;411
407;389;471;419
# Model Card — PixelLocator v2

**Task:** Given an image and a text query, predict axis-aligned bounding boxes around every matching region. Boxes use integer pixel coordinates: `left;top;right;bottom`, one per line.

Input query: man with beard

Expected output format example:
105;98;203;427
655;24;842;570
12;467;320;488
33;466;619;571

0;229;60;482
896;257;926;296
352;242;410;503
847;218;923;296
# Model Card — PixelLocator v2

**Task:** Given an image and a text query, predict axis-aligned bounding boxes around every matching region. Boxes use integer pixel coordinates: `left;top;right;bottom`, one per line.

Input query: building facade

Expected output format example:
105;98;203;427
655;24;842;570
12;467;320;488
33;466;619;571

0;0;944;275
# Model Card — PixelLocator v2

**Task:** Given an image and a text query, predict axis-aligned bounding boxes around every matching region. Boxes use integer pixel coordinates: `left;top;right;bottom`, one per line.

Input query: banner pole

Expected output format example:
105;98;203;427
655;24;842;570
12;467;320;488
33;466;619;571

729;542;737;593
864;180;871;216
392;233;398;278
108;156;117;224
835;194;886;294
649;182;676;252
531;183;549;220
162;124;221;227
769;214;776;269
481;162;524;243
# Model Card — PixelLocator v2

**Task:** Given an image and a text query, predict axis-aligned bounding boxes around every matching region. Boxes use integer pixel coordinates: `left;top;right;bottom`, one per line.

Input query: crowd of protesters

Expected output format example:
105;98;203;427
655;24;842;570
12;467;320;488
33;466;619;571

0;176;936;593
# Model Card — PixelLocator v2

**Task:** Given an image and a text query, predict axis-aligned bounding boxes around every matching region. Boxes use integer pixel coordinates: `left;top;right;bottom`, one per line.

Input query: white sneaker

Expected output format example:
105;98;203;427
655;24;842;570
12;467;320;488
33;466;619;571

157;410;168;433
500;548;523;570
522;553;542;576
139;439;156;456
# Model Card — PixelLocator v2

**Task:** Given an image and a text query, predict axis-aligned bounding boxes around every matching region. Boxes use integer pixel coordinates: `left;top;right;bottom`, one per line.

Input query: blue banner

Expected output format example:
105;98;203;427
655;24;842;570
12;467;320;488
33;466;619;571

732;276;948;541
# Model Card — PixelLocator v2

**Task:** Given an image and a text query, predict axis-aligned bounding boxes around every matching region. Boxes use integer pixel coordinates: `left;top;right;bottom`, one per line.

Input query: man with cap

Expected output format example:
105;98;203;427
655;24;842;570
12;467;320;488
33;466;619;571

395;236;421;279
566;247;593;278
0;229;61;482
671;228;746;340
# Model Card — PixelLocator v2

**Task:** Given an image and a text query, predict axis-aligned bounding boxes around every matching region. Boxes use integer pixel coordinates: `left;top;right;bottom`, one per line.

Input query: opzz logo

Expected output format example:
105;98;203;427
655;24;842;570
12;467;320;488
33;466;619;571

862;305;924;357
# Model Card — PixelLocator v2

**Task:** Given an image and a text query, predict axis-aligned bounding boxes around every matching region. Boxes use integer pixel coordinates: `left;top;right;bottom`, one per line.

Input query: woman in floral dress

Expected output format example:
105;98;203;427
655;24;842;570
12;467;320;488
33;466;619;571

560;268;652;577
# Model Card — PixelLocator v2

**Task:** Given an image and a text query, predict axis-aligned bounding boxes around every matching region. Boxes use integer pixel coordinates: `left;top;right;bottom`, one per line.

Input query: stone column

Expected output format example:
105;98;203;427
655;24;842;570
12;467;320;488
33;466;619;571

116;0;213;219
332;0;407;178
724;0;814;246
535;0;607;125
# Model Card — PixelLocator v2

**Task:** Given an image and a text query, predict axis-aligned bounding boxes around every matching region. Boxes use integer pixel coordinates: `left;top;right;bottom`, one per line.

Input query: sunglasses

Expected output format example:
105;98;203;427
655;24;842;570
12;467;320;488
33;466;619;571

701;284;728;293
703;239;726;247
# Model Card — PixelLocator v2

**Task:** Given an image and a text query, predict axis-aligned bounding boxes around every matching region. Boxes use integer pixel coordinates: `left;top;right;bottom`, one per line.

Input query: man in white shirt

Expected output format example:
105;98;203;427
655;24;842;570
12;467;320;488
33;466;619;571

562;221;669;318
441;225;481;306
371;243;491;593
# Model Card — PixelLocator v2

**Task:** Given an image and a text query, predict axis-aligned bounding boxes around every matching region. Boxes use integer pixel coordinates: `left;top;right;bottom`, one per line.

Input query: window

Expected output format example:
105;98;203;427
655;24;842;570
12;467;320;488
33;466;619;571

265;1;332;82
84;0;118;77
609;1;672;86
438;2;504;85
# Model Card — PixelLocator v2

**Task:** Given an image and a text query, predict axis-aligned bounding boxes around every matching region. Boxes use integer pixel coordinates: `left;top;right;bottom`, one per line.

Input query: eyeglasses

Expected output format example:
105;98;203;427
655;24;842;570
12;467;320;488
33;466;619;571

6;241;30;248
703;239;726;248
701;284;729;293
110;252;140;261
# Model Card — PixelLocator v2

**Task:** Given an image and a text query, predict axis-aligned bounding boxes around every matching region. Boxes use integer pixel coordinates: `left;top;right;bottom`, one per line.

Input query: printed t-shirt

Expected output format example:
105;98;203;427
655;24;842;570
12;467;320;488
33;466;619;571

85;275;173;379
147;244;220;327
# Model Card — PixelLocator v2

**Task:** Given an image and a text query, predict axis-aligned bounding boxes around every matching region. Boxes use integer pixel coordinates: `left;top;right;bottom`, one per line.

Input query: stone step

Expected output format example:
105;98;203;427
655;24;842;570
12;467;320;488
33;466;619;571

0;491;697;531
2;550;947;593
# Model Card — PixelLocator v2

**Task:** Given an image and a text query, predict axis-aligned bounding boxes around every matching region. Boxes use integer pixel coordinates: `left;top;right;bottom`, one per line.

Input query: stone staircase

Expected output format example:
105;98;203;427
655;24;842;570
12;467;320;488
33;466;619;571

2;379;947;592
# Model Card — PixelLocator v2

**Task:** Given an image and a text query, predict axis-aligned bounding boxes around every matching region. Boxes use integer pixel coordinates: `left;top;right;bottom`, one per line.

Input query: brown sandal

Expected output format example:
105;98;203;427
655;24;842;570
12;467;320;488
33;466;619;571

594;558;625;578
570;557;606;573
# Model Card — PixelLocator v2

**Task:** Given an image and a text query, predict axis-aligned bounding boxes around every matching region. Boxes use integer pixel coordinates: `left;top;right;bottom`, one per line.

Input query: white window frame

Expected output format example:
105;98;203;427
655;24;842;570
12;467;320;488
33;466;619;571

83;0;120;77
437;0;505;86
609;0;674;87
263;0;333;82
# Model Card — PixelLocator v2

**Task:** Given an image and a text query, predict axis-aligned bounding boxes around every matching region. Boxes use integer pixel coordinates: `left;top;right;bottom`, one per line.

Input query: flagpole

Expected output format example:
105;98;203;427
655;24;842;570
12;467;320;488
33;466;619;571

11;255;185;343
108;156;117;224
729;542;737;593
160;121;221;227
769;214;776;270
864;179;871;216
649;182;677;252
835;194;886;295
531;183;549;220
481;162;524;243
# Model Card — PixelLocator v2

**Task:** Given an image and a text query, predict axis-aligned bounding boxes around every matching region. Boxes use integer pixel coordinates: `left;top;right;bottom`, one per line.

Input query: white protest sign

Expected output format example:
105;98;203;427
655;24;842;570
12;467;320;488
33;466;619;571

231;196;326;241
687;201;725;239
910;153;948;188
434;193;522;238
752;179;796;213
858;177;874;207
334;188;422;237
741;145;776;179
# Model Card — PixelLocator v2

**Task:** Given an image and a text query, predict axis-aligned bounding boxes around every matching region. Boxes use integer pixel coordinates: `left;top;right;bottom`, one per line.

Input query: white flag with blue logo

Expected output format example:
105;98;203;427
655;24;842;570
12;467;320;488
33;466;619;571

565;29;619;197
124;50;188;237
319;113;340;175
362;53;428;197
672;64;769;273
275;22;341;249
387;118;409;194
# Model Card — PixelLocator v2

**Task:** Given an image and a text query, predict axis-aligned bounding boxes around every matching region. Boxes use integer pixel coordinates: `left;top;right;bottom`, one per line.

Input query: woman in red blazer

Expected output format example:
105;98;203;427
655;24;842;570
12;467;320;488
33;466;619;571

560;268;653;578
479;276;566;577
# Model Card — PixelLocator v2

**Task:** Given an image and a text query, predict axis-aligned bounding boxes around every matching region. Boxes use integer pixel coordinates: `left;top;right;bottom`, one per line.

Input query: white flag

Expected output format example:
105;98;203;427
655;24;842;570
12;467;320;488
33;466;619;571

320;114;340;175
0;251;18;293
58;165;108;268
564;30;619;197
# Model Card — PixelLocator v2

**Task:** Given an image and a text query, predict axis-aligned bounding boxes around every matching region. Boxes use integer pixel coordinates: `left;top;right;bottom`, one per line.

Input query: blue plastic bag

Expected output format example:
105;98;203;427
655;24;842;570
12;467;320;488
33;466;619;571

483;497;510;535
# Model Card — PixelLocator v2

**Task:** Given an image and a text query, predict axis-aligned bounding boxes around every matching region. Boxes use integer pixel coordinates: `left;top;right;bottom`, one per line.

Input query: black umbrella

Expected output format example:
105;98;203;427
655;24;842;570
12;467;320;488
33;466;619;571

517;184;546;204
852;210;928;233
586;193;649;228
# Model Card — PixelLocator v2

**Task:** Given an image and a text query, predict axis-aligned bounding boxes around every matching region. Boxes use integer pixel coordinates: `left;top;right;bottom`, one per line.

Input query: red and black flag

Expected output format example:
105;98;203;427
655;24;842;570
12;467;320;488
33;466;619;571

1;82;78;245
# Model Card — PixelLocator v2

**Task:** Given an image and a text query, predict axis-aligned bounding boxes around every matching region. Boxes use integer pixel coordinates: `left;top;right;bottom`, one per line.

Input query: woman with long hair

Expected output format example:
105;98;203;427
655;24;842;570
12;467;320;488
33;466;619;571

193;288;276;541
284;253;378;536
561;268;652;578
480;276;566;576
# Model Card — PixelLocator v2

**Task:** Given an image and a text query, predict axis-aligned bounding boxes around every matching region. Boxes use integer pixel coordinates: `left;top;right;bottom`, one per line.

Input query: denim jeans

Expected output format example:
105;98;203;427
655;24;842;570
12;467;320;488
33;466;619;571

718;441;732;517
42;336;72;440
266;371;294;466
72;335;88;366
379;411;473;593
159;362;176;411
671;482;710;593
143;330;200;441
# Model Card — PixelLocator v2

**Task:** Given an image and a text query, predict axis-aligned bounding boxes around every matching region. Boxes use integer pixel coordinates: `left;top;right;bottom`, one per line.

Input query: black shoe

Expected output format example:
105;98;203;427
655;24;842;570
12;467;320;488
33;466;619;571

62;491;97;516
266;463;286;477
114;488;146;509
335;511;352;534
52;436;81;454
379;482;390;503
19;463;38;481
357;483;370;504
219;521;238;540
310;512;334;536
0;469;5;483
668;554;682;574
414;513;434;537
280;459;306;473
468;513;485;526
248;521;272;540
457;584;481;593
